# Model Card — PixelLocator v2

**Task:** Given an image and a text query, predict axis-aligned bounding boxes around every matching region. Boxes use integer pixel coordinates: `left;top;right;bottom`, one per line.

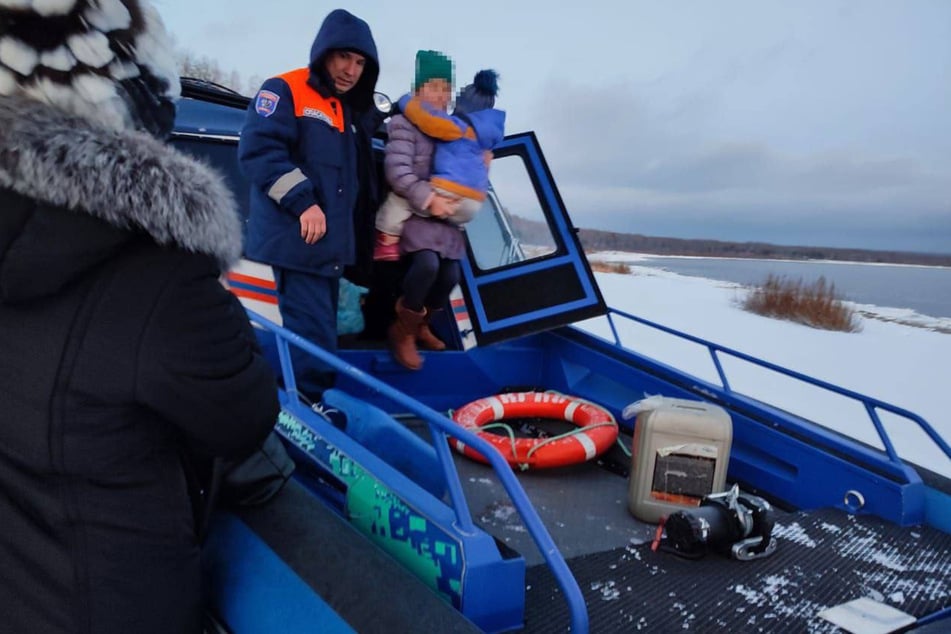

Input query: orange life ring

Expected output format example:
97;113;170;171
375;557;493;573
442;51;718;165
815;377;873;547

451;391;619;470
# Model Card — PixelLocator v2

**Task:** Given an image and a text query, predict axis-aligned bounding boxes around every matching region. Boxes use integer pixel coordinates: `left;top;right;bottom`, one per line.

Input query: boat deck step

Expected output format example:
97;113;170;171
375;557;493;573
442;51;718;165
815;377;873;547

209;478;482;634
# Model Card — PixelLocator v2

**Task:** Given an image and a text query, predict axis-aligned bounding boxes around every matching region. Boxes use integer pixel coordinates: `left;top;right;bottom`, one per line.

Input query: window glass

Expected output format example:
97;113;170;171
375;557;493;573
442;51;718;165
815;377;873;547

465;153;558;270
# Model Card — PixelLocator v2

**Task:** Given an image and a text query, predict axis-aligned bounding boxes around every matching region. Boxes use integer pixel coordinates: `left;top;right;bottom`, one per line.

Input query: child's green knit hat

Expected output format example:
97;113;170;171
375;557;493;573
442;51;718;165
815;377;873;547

414;50;453;90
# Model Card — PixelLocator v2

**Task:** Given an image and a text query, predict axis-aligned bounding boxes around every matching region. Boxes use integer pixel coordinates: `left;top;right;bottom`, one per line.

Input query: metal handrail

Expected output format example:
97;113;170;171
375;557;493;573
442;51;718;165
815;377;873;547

247;308;589;633
601;307;951;467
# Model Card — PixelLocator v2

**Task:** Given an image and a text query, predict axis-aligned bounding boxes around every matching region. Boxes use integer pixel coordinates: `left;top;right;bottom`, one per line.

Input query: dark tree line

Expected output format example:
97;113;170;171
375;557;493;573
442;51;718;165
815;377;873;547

510;216;951;266
177;50;261;96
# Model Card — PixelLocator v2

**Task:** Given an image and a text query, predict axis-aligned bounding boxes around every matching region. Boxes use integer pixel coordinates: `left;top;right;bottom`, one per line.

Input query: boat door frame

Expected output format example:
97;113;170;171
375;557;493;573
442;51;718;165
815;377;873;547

457;132;607;346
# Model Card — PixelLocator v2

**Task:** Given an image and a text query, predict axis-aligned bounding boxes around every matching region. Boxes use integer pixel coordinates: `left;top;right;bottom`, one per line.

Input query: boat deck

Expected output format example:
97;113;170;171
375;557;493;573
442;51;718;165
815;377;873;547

222;413;951;633
436;424;951;632
521;506;951;632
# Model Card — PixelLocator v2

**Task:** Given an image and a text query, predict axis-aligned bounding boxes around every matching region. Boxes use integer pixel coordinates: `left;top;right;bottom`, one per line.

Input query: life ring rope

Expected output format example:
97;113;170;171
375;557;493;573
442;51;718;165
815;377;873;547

548;390;634;459
478;420;618;471
523;421;619;469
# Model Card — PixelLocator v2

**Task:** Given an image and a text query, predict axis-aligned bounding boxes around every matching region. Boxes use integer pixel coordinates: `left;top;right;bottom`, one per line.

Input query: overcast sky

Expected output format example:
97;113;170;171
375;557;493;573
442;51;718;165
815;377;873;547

158;0;951;254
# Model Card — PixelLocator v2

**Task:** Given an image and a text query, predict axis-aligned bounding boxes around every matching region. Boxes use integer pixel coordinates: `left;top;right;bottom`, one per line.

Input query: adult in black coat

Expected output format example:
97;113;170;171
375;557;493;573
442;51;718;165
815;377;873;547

0;2;280;632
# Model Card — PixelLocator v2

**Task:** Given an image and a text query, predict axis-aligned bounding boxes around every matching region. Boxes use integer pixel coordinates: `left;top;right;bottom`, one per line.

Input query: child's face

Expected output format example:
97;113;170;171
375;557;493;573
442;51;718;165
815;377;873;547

417;79;452;112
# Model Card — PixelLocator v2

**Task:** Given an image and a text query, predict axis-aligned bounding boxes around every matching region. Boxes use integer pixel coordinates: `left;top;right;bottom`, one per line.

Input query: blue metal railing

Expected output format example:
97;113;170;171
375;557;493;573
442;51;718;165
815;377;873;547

247;309;589;633
602;307;951;467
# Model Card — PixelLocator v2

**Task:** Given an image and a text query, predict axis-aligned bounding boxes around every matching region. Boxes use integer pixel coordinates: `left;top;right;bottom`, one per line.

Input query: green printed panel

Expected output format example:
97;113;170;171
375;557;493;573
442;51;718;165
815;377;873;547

276;411;464;607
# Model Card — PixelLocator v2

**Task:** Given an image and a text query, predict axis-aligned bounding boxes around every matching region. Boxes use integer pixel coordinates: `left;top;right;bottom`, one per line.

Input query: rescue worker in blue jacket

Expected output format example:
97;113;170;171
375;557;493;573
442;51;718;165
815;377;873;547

239;9;379;402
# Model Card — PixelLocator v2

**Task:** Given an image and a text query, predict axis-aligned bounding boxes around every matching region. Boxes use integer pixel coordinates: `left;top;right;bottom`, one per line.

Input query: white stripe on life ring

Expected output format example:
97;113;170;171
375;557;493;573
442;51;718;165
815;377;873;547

565;401;581;423
490;397;505;420
456;439;467;453
573;431;598;460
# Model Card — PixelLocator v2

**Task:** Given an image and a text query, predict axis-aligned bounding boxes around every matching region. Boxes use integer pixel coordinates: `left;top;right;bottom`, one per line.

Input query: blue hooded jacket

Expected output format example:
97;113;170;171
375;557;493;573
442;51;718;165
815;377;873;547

239;9;379;276
399;94;505;202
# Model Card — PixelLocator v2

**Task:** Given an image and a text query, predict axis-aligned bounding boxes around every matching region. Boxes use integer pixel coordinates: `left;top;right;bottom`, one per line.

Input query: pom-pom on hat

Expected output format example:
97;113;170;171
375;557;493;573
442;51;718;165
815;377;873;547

414;49;452;91
0;0;180;137
453;69;498;116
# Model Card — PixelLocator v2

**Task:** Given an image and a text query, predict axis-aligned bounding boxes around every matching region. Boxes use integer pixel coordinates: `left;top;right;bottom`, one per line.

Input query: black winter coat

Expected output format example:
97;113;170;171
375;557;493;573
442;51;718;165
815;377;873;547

0;96;279;633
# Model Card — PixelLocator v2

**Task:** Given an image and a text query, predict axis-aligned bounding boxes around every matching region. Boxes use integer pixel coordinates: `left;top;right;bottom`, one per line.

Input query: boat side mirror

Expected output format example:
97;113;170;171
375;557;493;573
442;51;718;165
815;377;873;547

373;92;393;115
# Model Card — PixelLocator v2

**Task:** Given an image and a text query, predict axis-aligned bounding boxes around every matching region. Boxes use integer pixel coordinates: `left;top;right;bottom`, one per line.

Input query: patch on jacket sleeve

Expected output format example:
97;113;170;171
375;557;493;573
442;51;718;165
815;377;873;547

255;90;281;117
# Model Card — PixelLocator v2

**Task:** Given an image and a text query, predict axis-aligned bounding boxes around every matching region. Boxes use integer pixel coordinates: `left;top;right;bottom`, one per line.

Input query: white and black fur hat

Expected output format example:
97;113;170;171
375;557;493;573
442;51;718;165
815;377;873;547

0;0;180;136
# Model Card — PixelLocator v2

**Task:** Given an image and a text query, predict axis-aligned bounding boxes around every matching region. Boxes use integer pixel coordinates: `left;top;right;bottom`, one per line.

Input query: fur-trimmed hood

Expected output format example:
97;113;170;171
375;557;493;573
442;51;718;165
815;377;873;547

0;94;242;303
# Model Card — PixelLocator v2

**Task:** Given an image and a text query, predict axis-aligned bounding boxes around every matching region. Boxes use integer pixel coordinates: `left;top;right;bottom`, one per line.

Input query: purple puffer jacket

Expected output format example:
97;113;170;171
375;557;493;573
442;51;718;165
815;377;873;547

384;113;435;213
385;112;466;260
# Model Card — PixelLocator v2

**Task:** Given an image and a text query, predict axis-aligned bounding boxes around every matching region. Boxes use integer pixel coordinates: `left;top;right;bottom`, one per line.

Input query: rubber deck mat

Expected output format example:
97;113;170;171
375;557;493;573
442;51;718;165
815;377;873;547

523;508;951;633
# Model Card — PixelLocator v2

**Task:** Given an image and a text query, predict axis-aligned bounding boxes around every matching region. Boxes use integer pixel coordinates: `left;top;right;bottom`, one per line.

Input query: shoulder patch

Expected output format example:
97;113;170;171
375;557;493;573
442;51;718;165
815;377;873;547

255;90;281;117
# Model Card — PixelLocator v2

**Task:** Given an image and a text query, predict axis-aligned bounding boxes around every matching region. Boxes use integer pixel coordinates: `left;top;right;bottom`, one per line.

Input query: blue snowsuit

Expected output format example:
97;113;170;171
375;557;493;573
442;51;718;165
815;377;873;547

398;93;506;204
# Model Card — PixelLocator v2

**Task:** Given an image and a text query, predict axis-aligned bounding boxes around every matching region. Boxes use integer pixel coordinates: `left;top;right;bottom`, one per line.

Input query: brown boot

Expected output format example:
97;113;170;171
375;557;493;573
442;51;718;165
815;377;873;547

417;311;447;351
387;298;426;370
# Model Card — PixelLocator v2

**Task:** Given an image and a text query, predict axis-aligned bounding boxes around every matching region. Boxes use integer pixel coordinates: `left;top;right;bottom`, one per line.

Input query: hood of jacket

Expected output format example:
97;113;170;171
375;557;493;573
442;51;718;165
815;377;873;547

0;95;242;305
308;9;380;112
467;108;507;149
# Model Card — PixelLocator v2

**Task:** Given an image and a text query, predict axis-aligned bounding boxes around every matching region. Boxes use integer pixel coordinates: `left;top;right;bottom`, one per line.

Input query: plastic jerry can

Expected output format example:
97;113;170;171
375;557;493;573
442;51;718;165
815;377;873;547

628;398;733;523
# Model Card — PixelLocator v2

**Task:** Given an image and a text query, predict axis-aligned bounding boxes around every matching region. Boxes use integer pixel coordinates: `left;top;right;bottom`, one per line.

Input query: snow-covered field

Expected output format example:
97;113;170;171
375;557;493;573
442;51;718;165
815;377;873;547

579;252;951;478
